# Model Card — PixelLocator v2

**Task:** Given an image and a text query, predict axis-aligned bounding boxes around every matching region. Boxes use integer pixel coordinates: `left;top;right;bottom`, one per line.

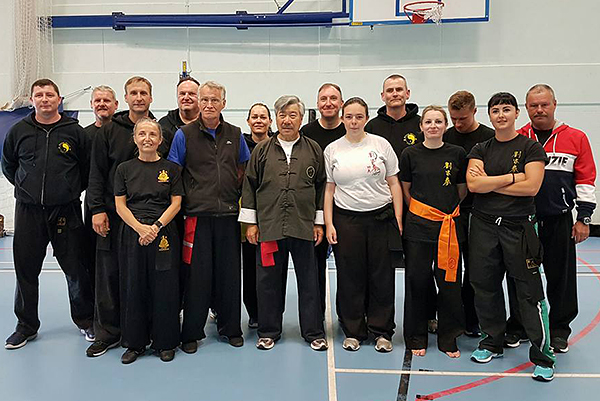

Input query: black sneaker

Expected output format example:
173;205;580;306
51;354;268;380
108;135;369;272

551;337;569;353
464;325;481;338
121;348;144;364
80;327;95;342
159;349;175;362
503;333;528;348
5;332;37;350
228;336;244;348
86;340;120;357
181;341;198;354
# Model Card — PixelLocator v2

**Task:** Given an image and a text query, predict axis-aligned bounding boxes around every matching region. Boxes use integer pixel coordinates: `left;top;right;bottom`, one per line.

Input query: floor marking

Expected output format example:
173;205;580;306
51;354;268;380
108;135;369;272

415;256;600;400
397;349;413;401
325;271;338;401
336;367;600;378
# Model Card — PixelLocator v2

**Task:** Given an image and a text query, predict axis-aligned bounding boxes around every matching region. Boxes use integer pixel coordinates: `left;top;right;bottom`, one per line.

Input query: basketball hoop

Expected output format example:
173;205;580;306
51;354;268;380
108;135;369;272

403;1;445;25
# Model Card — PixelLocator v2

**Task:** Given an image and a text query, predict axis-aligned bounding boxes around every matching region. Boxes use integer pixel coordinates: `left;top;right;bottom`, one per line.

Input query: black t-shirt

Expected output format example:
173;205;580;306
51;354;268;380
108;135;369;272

532;127;553;146
468;134;548;217
301;120;346;154
400;143;467;242
444;124;495;209
114;158;184;221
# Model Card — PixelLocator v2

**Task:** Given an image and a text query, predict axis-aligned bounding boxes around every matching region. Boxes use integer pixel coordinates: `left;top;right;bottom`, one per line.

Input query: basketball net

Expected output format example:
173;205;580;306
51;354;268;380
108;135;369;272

404;1;445;25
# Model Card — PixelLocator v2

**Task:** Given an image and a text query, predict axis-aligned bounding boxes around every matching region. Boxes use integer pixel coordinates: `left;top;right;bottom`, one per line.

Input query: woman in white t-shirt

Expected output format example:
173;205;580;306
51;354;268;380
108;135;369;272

323;97;403;352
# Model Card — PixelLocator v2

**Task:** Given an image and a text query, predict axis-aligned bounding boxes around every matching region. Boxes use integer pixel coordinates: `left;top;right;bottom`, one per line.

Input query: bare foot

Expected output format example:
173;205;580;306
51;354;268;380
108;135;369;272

445;350;460;358
411;349;426;357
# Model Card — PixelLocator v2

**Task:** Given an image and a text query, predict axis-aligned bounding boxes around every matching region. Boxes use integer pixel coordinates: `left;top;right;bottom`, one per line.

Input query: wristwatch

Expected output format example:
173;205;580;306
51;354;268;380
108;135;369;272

153;220;164;230
580;216;592;225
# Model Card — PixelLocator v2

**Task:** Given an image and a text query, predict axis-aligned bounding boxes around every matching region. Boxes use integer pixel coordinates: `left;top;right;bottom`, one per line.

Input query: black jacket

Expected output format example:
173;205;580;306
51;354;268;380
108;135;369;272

179;116;243;216
365;103;423;159
1;112;89;206
158;108;185;154
87;110;156;215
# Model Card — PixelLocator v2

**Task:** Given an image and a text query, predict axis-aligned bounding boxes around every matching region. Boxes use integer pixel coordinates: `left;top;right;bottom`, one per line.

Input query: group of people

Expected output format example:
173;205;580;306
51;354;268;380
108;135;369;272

1;74;595;382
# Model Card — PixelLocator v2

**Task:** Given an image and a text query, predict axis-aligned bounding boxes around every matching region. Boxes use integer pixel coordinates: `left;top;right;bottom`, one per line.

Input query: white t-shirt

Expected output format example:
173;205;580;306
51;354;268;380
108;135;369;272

324;133;399;212
279;137;300;164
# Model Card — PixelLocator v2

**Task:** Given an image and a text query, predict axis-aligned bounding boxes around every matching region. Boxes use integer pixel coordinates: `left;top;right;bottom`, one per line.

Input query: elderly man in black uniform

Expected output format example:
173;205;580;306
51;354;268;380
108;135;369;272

240;95;328;351
2;78;94;349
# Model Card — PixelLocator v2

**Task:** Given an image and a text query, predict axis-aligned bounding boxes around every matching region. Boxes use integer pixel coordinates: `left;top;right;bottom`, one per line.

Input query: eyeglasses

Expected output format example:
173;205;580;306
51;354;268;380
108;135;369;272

200;97;223;105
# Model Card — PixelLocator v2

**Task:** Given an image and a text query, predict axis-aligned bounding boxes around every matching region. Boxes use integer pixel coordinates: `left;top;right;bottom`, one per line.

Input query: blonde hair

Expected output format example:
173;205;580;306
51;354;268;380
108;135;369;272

420;105;448;125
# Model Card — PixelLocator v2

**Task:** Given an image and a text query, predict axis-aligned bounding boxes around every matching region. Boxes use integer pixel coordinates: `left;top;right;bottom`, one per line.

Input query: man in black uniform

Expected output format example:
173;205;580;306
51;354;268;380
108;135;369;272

444;91;494;337
240;95;328;351
86;76;156;357
168;81;250;352
2;79;94;349
158;76;201;153
83;85;119;309
301;83;346;319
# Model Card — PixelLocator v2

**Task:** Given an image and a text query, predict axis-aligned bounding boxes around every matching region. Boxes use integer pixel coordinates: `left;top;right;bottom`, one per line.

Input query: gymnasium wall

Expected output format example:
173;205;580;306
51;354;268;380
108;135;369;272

1;0;600;223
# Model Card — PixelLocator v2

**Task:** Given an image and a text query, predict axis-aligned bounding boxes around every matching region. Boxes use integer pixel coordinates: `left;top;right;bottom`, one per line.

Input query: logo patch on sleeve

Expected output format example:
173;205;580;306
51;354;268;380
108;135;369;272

404;133;417;145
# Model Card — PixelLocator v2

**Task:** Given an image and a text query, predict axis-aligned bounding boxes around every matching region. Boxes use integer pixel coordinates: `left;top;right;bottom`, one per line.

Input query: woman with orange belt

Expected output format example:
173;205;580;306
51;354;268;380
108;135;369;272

399;105;467;358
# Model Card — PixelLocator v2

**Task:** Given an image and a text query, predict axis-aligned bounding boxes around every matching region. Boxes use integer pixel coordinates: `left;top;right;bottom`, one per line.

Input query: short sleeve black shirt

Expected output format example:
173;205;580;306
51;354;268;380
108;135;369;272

301;120;346;154
114;158;184;221
468;134;548;217
444;124;495;209
400;143;467;242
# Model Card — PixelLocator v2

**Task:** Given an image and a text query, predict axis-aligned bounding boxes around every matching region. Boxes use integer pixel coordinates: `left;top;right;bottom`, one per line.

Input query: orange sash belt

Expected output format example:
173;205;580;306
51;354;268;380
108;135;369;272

409;198;460;282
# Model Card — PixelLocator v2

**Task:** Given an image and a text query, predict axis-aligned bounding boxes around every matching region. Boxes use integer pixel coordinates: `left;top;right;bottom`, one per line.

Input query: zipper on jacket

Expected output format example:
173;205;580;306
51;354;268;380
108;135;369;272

40;128;52;205
561;187;570;209
215;140;223;213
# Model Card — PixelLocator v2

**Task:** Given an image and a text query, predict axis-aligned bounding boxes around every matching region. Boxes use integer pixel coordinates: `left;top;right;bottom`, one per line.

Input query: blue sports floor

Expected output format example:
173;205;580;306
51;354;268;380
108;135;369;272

0;236;599;401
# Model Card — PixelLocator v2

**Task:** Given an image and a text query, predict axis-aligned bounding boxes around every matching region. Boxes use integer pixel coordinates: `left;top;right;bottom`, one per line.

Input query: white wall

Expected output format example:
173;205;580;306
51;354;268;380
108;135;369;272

3;0;600;223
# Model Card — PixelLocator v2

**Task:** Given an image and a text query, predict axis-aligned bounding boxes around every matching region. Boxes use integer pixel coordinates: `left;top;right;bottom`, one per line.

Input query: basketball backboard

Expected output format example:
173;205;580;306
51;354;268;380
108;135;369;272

350;0;489;25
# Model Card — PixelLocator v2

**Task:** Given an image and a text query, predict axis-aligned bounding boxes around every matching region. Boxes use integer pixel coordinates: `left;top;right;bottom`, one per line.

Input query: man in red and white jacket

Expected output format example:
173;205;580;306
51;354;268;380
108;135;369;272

508;84;596;354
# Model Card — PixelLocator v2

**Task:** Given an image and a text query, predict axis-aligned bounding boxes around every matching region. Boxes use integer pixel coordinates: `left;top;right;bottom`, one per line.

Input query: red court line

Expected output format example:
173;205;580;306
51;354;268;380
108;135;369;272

416;257;600;400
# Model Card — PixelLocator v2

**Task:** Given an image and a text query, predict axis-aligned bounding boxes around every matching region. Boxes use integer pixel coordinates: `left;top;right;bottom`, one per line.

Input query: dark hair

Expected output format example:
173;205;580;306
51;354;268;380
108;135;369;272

342;97;369;117
31;78;60;96
487;92;519;113
177;76;201;89
247;103;272;120
448;91;475;111
317;83;343;99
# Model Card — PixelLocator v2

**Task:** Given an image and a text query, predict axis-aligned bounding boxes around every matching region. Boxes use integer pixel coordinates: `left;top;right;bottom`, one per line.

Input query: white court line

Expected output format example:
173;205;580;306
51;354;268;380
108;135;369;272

325;271;338;401
335;367;600;379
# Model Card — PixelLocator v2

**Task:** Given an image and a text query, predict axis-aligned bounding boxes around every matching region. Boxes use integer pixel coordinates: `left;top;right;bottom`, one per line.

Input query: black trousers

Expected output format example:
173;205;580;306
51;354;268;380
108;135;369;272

404;240;464;352
469;214;555;368
507;212;578;340
83;194;96;299
119;222;180;351
332;207;396;341
93;211;123;343
242;240;258;321
315;239;329;319
257;237;324;342
12;201;94;336
457;209;479;331
181;215;242;342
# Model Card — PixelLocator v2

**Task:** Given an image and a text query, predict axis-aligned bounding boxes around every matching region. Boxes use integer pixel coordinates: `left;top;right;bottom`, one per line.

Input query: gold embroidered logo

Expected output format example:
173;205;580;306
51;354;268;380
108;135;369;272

158;170;169;183
58;142;71;154
158;235;170;252
443;161;453;186
511;151;522;173
404;133;418;145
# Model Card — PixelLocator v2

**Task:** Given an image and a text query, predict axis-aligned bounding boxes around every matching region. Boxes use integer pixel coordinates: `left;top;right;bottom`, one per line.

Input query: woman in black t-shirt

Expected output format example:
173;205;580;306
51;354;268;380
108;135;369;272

466;93;555;382
114;118;184;364
400;106;467;358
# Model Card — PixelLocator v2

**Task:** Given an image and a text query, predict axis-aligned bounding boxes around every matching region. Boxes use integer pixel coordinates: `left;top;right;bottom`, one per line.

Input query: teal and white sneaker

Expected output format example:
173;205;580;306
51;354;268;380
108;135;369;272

532;365;554;382
470;348;503;363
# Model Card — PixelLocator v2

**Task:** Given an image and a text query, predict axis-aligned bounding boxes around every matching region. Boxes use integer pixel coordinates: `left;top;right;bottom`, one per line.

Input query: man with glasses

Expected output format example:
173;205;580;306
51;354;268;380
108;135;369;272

168;81;250;352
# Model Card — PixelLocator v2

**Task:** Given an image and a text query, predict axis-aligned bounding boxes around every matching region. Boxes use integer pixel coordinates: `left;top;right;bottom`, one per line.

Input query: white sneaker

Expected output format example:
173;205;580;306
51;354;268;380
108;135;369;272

256;337;275;350
342;338;360;351
310;338;328;351
375;336;393;353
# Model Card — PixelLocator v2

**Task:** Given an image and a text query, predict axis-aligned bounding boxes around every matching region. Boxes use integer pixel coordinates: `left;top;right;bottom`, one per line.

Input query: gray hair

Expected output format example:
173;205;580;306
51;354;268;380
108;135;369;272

91;85;117;101
274;95;305;118
526;84;556;101
200;80;226;100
